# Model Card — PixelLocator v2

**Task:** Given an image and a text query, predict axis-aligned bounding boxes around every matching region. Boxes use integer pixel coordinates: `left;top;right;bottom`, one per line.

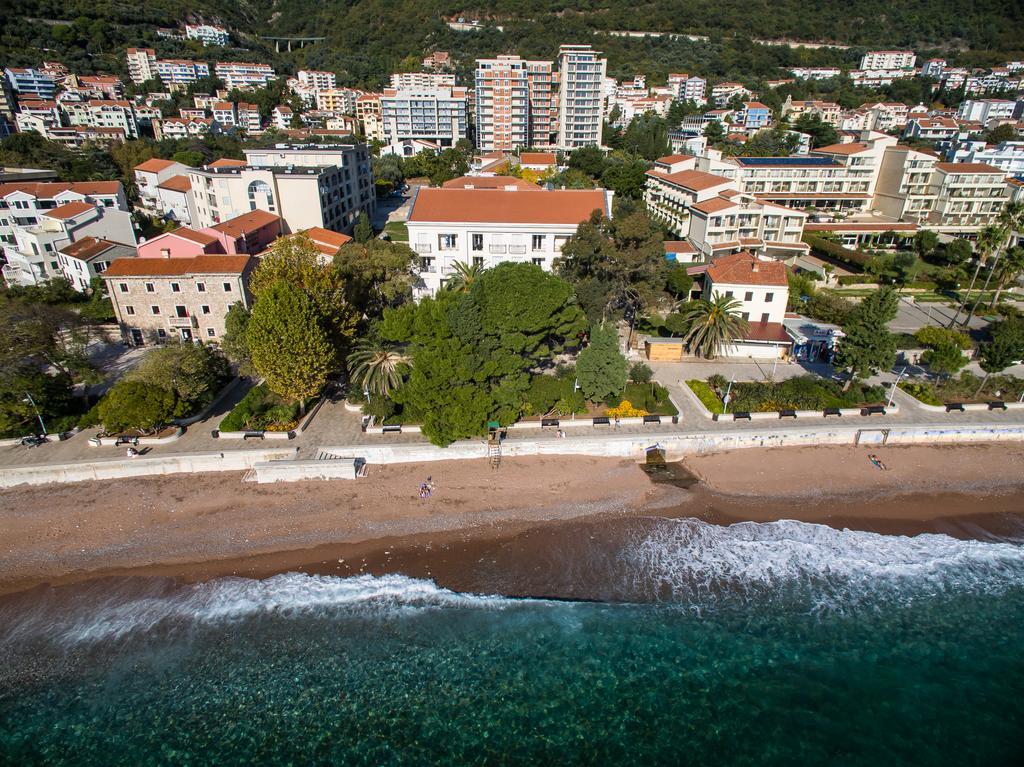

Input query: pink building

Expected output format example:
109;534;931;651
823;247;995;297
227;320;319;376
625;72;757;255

137;210;282;259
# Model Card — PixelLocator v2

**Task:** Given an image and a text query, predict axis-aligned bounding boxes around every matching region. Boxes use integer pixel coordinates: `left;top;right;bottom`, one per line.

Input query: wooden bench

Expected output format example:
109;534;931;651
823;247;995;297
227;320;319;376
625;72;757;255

114;436;139;447
861;406;886;416
642;415;661;424
381;425;402;434
823;407;842;417
541;418;559;429
592;416;610;426
732;411;751;421
989;401;1008;411
242;432;264;440
945;403;965;412
779;409;797;419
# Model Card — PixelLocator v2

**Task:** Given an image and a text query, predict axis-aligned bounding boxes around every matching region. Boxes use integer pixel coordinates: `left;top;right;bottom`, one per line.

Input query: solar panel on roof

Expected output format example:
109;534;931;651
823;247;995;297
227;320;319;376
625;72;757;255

735;157;838;167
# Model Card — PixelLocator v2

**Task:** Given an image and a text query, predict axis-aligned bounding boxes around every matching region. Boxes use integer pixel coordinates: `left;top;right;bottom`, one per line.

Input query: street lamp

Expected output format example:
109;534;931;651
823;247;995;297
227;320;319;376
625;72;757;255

23;392;46;436
887;367;907;409
722;376;735;415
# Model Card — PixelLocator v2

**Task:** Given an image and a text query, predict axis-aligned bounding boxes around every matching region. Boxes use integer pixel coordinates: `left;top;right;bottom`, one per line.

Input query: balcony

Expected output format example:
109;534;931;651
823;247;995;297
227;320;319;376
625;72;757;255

168;315;197;329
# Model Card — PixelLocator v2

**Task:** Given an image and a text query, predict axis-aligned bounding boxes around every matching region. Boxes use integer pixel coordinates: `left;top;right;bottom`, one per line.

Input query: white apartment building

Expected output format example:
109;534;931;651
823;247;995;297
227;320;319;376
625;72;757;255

185;24;230;46
57;237;135;292
215;62;275;90
2;200;136;287
556;45;607;149
921;59;946;78
211;101;236;126
64;100;139;139
643;155;737;235
389;72;457;90
711;82;751;107
188;144;375;234
237;102;261;133
406;186;613;296
0;180;126;247
272;105;293;130
154;117;219;140
903;116;959;143
298;70;337;91
667;73;707;104
781;97;842;126
126;49;157;84
926;163;1009;233
155;59;211;87
789;67;842;80
315;88;360;114
949;141;1024;176
380;86;469;147
956;99;1016;127
475;55;555;151
860;50;916;70
872;145;941;223
701;251;791;359
686;193;807;262
134;158;191;213
5;67;57;99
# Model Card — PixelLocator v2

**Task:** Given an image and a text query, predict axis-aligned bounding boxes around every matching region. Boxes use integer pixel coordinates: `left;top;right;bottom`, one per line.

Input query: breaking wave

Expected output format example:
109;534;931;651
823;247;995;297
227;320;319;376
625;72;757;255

625;517;1024;612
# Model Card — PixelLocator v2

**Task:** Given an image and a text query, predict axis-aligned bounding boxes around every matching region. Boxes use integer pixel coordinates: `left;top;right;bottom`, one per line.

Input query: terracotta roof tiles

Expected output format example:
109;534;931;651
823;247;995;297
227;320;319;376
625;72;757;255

408;188;607;225
103;255;252;278
706;251;788;287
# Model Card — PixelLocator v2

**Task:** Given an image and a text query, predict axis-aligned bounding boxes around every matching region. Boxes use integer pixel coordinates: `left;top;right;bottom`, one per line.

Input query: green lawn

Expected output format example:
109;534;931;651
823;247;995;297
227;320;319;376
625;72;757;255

383;221;409;243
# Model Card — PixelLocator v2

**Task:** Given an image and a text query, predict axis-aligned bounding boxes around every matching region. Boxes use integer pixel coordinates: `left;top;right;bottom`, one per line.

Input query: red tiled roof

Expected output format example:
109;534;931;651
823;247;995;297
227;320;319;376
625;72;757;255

104;255;251;277
934;162;1004;174
43;201;95;219
408;188;607;225
165;228;219;246
743;322;792;343
813;142;870;155
0;181;121;199
690;197;737;215
59;236;116;259
442;175;541;190
135;158;178;173
646;168;732;192
208;158;247;169
706;251;788;287
664;240;697;254
655;154;694;164
209;210;280;237
157;174;192;192
303;227;353;255
519;152;556;165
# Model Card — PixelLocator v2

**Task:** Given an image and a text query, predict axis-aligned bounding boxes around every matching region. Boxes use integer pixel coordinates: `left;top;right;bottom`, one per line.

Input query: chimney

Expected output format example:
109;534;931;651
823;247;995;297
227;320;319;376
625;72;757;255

751;260;759;272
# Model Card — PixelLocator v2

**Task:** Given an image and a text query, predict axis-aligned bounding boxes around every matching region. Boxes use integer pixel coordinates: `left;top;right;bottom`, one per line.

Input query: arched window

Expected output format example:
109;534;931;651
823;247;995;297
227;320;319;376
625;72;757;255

247;180;275;212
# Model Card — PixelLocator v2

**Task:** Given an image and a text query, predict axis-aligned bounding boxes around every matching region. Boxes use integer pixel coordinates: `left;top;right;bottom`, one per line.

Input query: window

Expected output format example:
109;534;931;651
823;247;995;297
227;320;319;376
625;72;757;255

532;257;544;266
207;328;216;337
532;234;545;251
151;306;161;315
157;329;166;339
744;291;753;301
201;305;211;315
741;312;750;321
724;290;733;298
765;292;774;302
247;180;275;212
145;282;155;293
438;234;457;250
118;283;128;293
223;282;232;292
175;305;188;318
472;233;483;251
472;256;484;267
170;282;181;293
125;305;135;316
761;312;770;323
196;282;206;292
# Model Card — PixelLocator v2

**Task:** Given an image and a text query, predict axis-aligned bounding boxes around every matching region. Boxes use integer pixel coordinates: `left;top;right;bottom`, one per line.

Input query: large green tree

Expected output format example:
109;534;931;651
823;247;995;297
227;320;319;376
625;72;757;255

679;294;750;359
576;323;629;402
247;281;337;414
128;343;230;418
835;287;899;389
97;380;176;435
334;239;417;317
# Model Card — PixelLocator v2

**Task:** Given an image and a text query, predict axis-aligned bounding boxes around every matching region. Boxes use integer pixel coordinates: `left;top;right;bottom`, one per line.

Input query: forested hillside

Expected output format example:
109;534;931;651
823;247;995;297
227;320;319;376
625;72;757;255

2;0;1021;87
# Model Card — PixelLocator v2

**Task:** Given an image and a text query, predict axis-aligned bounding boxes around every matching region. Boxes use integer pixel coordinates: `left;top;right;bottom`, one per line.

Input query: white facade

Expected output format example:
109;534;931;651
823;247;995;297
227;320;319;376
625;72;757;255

65;100;139;139
380;87;469;147
298;70;337;91
556;45;607;149
949;141;1024;176
956;99;1016;126
406;187;613;296
185;24;229;46
389;72;457;89
860;51;916;70
215;62;276;90
5;67;56;99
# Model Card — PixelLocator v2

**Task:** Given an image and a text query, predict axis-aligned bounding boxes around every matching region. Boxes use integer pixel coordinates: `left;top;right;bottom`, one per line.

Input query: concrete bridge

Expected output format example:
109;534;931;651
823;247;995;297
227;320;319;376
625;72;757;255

259;36;326;53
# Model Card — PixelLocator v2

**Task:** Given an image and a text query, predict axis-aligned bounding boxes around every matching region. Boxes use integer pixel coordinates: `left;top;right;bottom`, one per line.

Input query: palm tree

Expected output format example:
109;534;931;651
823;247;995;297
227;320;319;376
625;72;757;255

962;203;1024;324
989;246;1024;309
679;294;750;359
346;338;406;397
949;224;1001;327
445;260;485;293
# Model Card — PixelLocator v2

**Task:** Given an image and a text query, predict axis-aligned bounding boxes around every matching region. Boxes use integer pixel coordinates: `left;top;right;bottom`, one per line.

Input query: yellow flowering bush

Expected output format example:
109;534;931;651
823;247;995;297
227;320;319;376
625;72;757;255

605;400;649;418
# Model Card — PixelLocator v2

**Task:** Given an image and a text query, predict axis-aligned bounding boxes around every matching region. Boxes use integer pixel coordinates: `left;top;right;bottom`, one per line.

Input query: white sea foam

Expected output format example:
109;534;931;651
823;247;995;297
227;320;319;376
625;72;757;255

0;573;509;648
626;518;1024;611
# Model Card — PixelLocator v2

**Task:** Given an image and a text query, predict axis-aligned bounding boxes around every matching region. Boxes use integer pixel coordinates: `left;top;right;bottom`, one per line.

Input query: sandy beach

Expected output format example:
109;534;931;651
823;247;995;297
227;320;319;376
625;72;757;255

2;444;1024;596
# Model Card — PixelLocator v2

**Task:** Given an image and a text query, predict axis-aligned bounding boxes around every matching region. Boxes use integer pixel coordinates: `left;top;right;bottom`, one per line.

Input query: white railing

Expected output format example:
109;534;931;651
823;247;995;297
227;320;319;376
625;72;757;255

167;315;197;328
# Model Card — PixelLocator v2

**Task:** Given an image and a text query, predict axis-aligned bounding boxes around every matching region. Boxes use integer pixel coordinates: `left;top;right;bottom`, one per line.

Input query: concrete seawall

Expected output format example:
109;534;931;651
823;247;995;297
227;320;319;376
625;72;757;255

0;448;298;488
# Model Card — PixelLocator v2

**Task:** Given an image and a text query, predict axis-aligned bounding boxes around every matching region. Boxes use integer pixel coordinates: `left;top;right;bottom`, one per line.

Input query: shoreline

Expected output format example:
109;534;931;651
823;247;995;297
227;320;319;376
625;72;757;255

2;445;1024;598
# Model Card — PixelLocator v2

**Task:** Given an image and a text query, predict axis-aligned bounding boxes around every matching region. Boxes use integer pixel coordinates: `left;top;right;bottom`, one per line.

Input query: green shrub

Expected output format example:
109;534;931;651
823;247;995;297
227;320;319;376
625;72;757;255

803;234;871;267
687;380;724;414
629;361;653;383
914;326;972;350
720;375;884;413
622;381;677;414
837;275;880;286
219;383;304;432
97;380;175;434
899;381;943;406
525;374;573;416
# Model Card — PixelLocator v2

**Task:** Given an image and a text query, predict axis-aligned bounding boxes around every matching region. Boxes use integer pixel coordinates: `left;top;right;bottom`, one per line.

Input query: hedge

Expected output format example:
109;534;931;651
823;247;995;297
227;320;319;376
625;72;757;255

837;275;880;286
686;380;724;414
803;234;871;267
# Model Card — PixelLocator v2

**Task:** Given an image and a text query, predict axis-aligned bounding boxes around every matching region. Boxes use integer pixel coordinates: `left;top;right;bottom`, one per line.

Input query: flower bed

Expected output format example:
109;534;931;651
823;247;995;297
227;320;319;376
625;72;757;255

686;380;724;415
697;375;886;413
899;373;1024;406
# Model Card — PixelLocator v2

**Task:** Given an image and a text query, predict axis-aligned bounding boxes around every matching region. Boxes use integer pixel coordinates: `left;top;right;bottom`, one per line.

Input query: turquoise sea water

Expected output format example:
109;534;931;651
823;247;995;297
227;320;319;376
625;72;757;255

2;517;1024;766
